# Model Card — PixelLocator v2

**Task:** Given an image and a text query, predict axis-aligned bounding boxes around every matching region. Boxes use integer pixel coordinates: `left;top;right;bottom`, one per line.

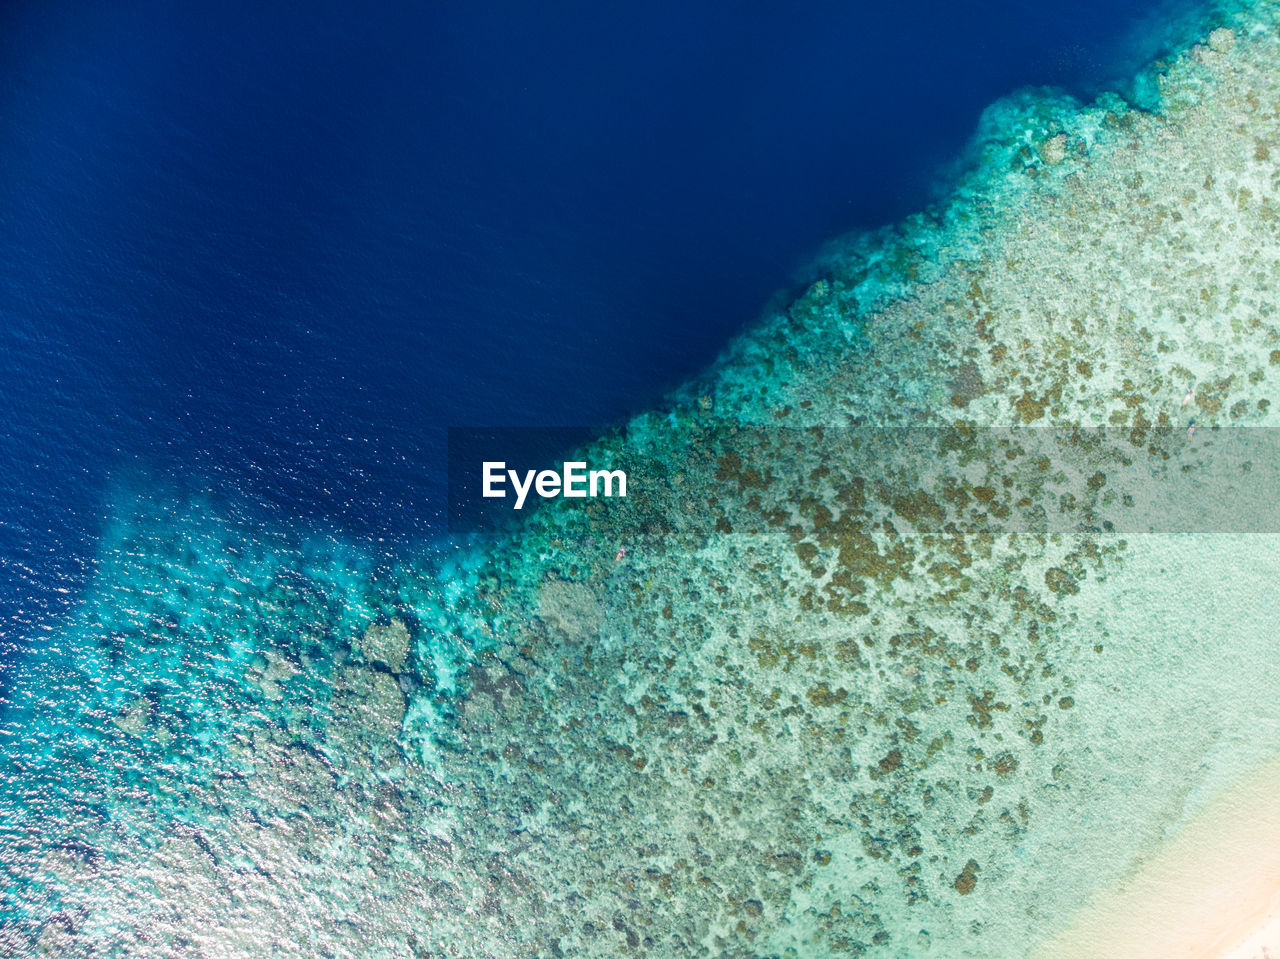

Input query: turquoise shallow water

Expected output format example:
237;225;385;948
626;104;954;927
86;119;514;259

10;3;1280;957
0;483;495;924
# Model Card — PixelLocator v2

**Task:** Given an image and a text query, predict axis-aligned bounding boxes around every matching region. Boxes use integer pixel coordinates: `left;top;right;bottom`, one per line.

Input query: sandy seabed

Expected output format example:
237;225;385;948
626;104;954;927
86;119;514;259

1035;753;1280;959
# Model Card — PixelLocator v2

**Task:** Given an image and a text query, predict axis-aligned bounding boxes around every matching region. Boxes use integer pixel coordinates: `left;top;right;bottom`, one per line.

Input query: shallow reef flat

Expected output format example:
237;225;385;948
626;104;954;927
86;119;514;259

8;4;1280;957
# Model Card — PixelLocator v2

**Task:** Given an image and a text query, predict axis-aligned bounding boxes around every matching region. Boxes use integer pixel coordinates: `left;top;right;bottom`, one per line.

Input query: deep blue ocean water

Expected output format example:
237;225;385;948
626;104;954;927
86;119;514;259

0;0;1208;653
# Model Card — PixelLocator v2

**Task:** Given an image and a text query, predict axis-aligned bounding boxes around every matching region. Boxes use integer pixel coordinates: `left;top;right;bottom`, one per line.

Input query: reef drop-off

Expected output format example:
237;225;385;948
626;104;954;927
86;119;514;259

7;6;1280;958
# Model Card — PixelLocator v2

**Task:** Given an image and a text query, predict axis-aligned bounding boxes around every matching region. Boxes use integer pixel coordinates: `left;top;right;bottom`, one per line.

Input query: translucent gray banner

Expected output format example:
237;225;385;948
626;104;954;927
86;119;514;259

448;426;1280;535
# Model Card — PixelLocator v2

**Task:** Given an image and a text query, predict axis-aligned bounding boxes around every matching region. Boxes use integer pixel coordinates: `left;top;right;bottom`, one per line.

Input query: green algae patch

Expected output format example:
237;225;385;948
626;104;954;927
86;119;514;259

1045;566;1080;596
807;682;849;707
1015;391;1048;423
954;859;981;896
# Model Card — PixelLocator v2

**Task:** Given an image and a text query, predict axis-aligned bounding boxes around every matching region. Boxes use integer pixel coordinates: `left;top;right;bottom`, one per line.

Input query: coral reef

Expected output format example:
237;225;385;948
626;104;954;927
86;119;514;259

8;7;1280;958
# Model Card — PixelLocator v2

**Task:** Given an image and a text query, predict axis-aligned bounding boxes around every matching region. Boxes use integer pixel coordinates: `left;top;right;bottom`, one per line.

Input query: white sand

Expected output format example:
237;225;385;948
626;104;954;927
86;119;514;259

1033;753;1280;959
1221;910;1280;959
